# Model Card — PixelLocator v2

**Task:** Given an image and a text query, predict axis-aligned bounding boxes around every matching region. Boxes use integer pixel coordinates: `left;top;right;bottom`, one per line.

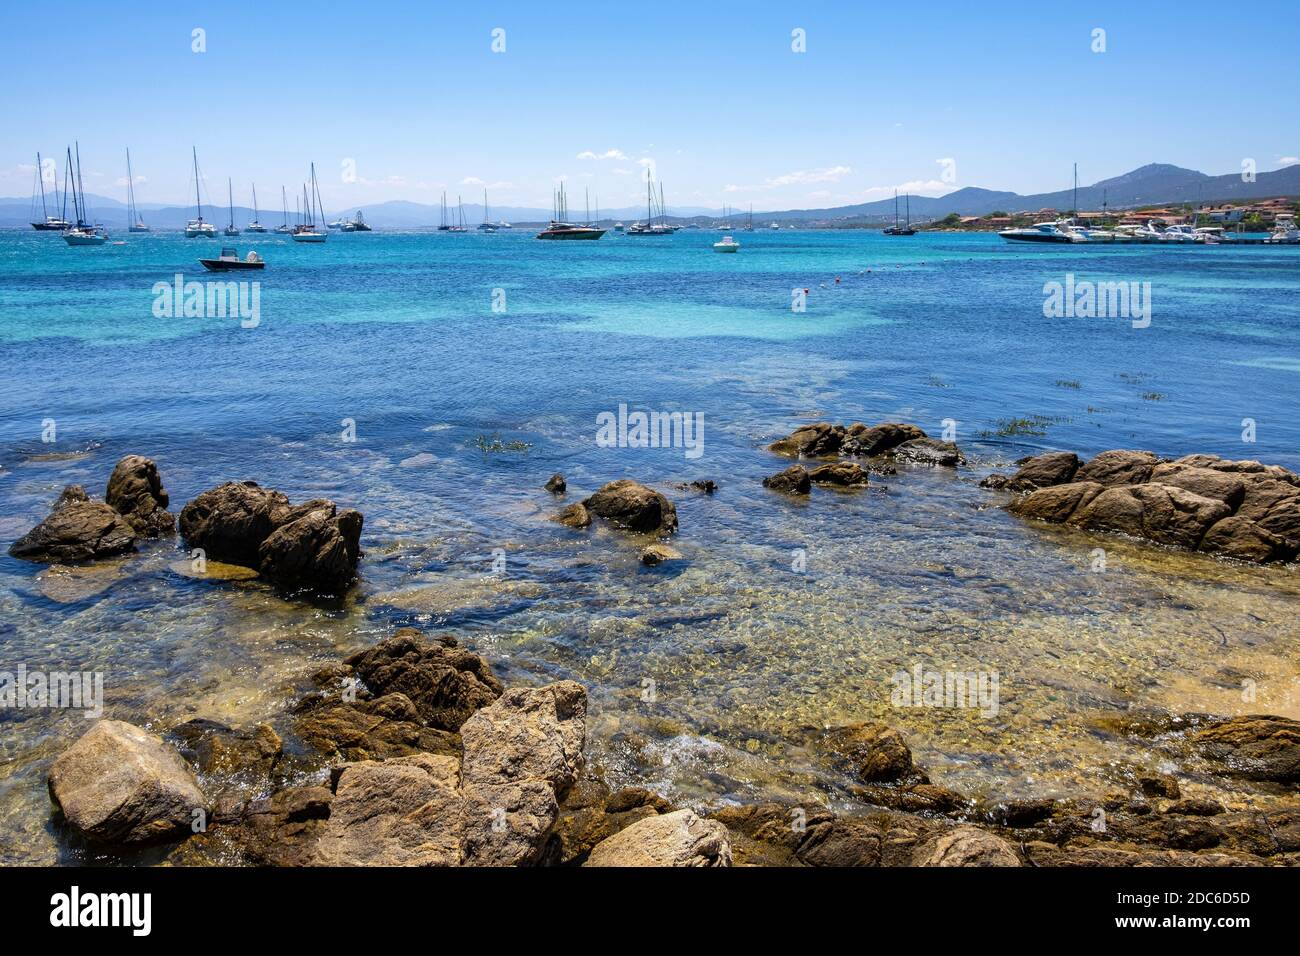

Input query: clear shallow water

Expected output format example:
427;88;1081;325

2;228;1299;863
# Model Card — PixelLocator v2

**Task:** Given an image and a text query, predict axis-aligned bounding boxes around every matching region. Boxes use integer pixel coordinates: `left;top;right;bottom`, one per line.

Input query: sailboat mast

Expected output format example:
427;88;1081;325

252;183;259;220
62;149;71;223
906;193;910;227
36;152;49;218
73;143;85;226
228;178;234;228
282;186;288;227
126;148;135;221
192;147;203;220
1073;162;1078;218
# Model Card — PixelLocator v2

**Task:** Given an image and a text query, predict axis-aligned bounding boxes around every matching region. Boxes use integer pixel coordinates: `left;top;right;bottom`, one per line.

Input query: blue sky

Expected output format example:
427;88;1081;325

2;0;1297;212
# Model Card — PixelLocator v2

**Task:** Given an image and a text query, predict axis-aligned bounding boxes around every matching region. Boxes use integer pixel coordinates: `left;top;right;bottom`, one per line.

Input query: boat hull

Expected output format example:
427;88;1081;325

32;221;69;231
63;233;107;246
999;232;1073;243
199;259;265;271
536;228;606;240
291;232;328;243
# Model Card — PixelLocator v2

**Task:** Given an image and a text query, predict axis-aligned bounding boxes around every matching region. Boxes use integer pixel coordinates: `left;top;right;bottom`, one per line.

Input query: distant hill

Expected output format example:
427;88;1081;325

3;163;1297;228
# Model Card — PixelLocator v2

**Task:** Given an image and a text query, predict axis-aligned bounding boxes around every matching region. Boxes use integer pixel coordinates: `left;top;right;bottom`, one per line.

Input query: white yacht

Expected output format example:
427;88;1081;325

1267;215;1300;244
712;235;740;253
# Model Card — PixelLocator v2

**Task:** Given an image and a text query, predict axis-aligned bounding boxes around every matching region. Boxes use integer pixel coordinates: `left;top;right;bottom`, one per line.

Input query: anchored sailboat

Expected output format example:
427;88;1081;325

30;152;70;230
626;170;674;235
224;178;240;236
125;148;149;232
275;186;292;233
291;163;328;242
246;184;267;232
883;191;916;236
478;189;497;232
62;143;109;245
185;148;216;238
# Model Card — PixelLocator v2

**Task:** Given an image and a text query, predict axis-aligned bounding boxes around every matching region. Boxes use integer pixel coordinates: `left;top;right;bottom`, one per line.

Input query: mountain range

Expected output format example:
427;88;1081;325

3;163;1297;229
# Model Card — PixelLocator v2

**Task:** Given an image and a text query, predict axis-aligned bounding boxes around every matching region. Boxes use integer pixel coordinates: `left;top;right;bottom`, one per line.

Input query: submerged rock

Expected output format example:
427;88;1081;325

640;543;683;566
820;723;916;783
544;473;567;495
48;720;207;845
105;454;174;537
9;485;136;563
582;480;678;536
1192;715;1300;782
1199;516;1296;563
171;719;282;779
763;464;811;495
554;502;591;528
583;809;732;867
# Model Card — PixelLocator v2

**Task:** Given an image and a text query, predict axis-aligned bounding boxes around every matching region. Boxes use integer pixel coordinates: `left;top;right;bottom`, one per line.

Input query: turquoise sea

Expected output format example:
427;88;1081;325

2;227;1299;863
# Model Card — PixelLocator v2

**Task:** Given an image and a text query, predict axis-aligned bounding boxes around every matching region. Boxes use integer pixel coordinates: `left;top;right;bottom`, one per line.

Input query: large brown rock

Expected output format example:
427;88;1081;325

9;485;136;563
1068;483;1231;550
256;501;363;594
48;720;207;845
460;681;587;866
1074;450;1161;487
1173;454;1300;487
582;480;678;536
840;423;927;458
820;723;916;783
808;461;869;486
912;826;1021;866
179;481;293;567
1149;463;1247;510
345;630;503;731
894;437;965;467
312;754;464;866
763;464;811;495
1234;477;1300;546
1192;715;1300;782
293;698;460;762
583;809;732;867
769;422;846;458
105;455;174;537
1007;481;1104;523
1013;451;1081;488
235;785;333;867
1199;516;1297;564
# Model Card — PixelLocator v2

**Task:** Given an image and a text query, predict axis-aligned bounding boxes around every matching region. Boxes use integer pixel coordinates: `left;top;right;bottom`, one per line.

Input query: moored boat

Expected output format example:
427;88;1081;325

125;148;149;232
185;147;216;238
535;184;604;239
713;235;740;252
199;247;265;271
61;144;109;246
30;152;71;230
291;164;329;242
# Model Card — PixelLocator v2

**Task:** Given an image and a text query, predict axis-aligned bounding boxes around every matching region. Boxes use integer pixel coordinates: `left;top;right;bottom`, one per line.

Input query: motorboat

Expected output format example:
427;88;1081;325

1267;215;1300;244
998;221;1078;243
713;235;740;253
199;248;265;271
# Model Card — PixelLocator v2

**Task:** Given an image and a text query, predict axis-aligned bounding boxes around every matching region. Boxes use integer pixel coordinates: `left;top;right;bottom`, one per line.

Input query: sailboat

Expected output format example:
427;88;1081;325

715;203;734;231
246;184;267;232
275;186;293;233
185;147;216;238
125;148;149;232
347;210;371;232
224;178;240;236
535;182;605;239
743;204;754;232
626;171;674;236
62;143;109;245
30;152;70;230
291;163;328;242
438;192;450;231
478;189;497;232
883;191;916;236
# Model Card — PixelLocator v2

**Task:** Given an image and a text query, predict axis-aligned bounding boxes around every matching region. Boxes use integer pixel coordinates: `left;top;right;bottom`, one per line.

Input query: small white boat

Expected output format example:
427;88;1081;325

613;222;625;233
1159;224;1201;243
713;235;740;253
63;226;108;245
769;222;780;230
291;165;329;243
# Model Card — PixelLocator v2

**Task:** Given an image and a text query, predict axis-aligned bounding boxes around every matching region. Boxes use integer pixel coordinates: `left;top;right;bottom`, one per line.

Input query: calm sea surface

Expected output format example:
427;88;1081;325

2;227;1299;863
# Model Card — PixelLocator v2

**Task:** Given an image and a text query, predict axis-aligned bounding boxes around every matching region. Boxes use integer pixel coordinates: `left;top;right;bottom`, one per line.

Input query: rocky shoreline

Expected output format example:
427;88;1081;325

13;434;1300;866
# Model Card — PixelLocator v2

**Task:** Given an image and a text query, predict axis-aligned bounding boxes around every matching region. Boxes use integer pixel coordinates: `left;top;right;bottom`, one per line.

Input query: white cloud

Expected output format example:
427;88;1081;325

576;149;627;161
1278;156;1299;166
858;179;951;199
724;165;853;192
